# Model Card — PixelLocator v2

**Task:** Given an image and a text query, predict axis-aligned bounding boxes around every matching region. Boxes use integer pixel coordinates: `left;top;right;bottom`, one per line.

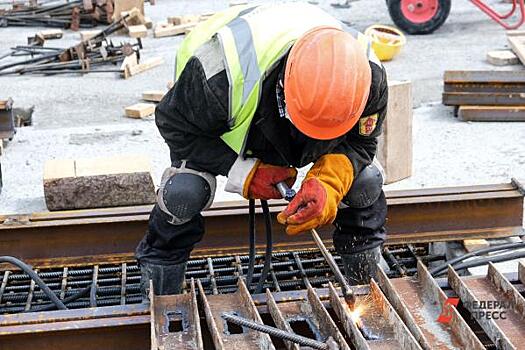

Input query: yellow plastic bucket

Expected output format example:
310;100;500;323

365;25;406;61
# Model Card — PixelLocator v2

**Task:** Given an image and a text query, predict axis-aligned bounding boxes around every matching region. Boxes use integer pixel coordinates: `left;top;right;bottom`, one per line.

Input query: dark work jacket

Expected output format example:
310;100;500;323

155;53;388;178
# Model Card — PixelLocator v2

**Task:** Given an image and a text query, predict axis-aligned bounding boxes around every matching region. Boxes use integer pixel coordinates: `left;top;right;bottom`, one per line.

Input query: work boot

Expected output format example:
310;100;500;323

340;246;381;285
139;261;186;299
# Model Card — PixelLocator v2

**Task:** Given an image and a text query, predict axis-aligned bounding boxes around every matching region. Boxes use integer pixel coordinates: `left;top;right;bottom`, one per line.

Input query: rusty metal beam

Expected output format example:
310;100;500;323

0;182;522;266
377;261;484;350
448;264;525;350
198;278;275;350
0;303;150;350
151;278;202;350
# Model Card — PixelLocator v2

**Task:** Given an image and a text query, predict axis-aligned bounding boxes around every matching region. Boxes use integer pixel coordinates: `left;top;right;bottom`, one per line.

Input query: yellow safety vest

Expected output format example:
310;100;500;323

175;3;379;154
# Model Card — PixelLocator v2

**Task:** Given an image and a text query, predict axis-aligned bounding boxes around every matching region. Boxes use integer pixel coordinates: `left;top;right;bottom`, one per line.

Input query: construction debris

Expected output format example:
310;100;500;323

125;102;155;118
121;54;164;78
486;49;519;66
79;29;101;41
443;70;525;121
27;29;64;45
0;13;148;77
0;0;114;30
0;98;15;141
43;155;156;211
112;0;144;21
153;22;194;38
128;24;147;38
507;31;525;65
142;90;165;102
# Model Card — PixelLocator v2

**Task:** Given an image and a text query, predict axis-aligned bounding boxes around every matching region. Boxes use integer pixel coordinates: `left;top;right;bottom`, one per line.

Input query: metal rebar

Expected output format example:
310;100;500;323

221;313;329;350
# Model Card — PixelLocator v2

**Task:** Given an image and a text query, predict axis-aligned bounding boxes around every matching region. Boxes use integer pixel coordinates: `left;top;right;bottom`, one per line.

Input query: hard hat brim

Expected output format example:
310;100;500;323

287;104;361;140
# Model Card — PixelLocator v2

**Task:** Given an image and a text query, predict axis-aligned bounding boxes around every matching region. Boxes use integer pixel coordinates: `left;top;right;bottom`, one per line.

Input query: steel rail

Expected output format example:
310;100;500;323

0;182;522;267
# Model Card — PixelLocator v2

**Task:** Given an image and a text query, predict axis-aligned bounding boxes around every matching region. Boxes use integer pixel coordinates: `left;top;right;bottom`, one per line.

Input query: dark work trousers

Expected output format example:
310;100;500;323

135;186;387;265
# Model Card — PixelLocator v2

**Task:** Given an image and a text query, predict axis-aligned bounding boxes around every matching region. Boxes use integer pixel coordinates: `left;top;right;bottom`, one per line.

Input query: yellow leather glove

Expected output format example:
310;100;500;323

277;154;354;235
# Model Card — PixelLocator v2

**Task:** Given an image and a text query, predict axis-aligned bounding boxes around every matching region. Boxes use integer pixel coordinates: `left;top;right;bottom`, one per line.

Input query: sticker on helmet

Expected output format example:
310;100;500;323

359;113;378;136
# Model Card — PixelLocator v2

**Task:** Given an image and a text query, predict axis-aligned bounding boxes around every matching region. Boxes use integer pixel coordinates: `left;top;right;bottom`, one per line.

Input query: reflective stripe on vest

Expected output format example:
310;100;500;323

176;3;380;154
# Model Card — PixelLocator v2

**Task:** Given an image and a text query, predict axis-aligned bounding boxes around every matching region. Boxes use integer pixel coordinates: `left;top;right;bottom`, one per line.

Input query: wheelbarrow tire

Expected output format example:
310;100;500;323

387;0;451;34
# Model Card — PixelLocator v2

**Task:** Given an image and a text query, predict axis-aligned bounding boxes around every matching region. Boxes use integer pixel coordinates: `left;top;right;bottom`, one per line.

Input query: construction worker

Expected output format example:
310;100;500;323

136;2;388;296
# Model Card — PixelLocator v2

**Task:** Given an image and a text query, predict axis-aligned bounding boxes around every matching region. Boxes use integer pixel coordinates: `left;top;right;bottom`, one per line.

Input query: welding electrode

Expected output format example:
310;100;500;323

276;181;356;310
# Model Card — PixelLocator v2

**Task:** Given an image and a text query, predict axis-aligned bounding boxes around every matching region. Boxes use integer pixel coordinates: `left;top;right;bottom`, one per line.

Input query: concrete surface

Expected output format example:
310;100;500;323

1;0;525;214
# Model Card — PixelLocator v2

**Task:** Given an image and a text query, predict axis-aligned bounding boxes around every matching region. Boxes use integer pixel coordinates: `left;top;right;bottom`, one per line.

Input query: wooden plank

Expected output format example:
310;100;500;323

43;155;156;211
142;90;165;102
443;92;525;106
463;239;489;252
123;57;164;79
486;50;519;66
377;80;412;184
128;24;147;38
144;16;153;29
112;0;144;21
124;103;155;118
458;106;525;122
507;35;525;65
444;82;525;93
79;30;100;41
506;29;525;37
153;23;194;38
39;29;63;39
444;70;525;83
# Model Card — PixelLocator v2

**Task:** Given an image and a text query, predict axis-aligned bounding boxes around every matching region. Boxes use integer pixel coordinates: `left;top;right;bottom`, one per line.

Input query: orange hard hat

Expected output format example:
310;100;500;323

284;26;372;140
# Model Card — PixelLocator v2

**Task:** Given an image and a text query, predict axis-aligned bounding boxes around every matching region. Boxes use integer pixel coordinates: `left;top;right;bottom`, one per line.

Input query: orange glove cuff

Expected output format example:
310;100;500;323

305;153;354;207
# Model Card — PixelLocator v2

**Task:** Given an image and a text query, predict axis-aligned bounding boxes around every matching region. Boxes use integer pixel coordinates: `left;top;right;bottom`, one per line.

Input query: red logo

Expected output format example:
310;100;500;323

437;297;459;324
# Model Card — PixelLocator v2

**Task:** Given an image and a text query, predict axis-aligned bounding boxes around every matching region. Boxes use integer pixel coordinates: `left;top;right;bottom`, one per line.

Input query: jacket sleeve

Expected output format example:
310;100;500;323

155;55;238;176
333;61;388;176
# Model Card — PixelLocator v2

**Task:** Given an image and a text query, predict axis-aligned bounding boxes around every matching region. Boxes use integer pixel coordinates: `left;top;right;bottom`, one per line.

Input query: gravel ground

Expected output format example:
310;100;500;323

0;0;524;215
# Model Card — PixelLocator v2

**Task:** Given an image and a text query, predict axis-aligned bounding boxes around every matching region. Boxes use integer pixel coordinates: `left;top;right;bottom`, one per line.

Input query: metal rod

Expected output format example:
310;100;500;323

310;228;355;308
220;313;329;350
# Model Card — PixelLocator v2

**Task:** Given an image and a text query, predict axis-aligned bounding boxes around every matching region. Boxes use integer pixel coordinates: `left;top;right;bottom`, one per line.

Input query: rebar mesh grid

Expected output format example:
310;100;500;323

0;244;440;314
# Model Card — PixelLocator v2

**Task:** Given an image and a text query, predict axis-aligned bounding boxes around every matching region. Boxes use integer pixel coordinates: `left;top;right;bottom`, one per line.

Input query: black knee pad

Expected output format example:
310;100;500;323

341;161;384;209
157;163;216;225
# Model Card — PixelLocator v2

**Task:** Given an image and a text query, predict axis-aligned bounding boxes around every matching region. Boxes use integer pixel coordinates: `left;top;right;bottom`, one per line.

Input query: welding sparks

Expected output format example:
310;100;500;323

349;304;364;325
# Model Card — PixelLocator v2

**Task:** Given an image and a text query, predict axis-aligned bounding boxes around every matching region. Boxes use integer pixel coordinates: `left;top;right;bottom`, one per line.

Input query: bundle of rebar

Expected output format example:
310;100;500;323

0;0;114;29
0;13;140;76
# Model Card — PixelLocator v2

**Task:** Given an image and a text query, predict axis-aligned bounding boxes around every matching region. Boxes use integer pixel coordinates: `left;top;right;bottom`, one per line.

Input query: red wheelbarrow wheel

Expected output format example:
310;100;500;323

387;0;451;34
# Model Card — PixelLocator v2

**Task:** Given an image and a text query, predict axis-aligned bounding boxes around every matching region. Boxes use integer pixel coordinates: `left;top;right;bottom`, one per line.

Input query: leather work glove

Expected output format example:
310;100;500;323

244;161;297;200
277;154;354;235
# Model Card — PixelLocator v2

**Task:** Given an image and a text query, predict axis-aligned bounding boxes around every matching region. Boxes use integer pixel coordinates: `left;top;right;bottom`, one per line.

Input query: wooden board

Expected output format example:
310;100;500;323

443;92;525;106
507;35;525;65
458;106;525;121
128;24;147;38
153;23;194;38
125;103;155;118
444;70;525;83
80;30;101;41
377;80;412;184
122;56;164;79
463;239;489;252
112;0;144;21
43;155;156;211
486;50;519;66
144;16;153;29
39;29;63;39
142;90;166;102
